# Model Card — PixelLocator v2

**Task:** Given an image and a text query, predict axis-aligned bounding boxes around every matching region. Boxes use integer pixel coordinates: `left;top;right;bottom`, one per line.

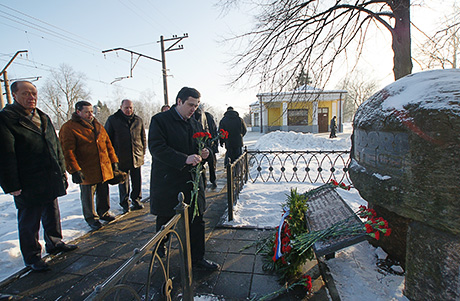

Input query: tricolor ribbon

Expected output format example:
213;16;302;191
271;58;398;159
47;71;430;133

274;206;290;261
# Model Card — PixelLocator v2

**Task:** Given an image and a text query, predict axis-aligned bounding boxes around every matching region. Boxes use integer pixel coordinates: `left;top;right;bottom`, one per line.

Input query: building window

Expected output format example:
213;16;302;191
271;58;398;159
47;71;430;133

253;112;260;126
288;109;308;126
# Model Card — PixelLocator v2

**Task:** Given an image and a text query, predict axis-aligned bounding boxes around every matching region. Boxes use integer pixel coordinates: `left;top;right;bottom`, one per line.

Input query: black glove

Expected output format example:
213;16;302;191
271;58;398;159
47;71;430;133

71;171;84;184
63;175;69;189
112;163;119;172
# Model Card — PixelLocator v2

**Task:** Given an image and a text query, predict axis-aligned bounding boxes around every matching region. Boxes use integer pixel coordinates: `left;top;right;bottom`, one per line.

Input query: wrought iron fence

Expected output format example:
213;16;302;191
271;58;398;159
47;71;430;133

226;151;248;221
226;149;351;221
85;193;193;301
247;150;351;184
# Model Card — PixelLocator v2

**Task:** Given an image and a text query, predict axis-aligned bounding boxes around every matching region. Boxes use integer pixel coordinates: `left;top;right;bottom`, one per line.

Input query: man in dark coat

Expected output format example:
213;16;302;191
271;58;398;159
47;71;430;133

105;99;146;213
148;87;219;271
0;81;77;271
219;106;247;166
330;116;337;138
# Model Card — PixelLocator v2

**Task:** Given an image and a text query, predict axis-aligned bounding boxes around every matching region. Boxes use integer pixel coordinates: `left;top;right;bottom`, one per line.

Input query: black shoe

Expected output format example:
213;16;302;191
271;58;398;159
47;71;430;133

210;182;217;189
120;203;130;214
130;203;144;211
100;214;116;222
88;220;103;230
47;243;78;254
26;259;50;272
192;258;220;271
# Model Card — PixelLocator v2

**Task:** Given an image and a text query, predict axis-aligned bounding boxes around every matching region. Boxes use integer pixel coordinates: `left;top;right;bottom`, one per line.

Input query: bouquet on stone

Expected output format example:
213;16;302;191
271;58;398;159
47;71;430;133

190;129;228;219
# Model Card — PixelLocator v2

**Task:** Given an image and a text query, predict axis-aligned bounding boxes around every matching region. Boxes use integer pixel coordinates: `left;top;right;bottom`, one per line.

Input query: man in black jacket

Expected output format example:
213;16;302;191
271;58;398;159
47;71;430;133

0;81;77;272
219;107;247;166
105;99;146;213
148;87;219;271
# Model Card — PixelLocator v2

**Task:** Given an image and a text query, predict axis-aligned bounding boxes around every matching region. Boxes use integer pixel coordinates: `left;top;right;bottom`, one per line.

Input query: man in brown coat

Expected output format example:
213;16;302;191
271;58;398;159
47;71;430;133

59;101;119;230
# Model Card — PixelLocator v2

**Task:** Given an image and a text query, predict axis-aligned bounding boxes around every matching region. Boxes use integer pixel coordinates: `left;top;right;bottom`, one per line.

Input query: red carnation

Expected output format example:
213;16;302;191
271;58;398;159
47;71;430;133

365;224;373;233
384;228;392;236
302;275;312;291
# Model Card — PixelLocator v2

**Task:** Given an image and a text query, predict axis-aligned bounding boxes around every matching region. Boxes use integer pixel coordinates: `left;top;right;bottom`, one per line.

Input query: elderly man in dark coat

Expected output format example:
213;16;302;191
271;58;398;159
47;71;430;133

105;99;146;213
219;106;247;166
148;87;219;271
0;81;77;272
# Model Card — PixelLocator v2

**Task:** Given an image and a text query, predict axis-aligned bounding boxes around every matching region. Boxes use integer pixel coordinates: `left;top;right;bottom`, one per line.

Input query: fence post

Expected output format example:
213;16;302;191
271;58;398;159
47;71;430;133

227;159;234;221
244;147;248;184
174;192;193;300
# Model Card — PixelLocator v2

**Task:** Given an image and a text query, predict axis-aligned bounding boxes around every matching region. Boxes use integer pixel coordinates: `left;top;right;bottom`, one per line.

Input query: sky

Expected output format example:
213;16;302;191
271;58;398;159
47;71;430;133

0;1;457;116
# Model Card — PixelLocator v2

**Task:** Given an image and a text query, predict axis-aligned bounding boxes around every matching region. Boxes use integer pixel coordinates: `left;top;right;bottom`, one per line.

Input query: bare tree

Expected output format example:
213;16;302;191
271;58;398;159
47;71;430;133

41;64;90;128
221;0;412;92
136;89;162;127
339;72;379;121
416;6;459;69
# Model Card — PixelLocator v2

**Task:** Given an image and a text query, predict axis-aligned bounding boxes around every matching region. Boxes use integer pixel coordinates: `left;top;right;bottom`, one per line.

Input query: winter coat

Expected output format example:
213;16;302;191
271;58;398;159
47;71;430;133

218;109;247;149
59;113;118;185
148;106;207;217
0;102;67;209
330;118;337;130
105;110;146;171
194;109;218;153
205;112;218;153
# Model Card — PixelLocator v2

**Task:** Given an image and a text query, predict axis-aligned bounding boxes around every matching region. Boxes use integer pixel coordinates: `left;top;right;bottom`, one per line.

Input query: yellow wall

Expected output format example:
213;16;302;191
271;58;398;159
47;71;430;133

264;99;339;126
267;107;281;126
318;100;335;117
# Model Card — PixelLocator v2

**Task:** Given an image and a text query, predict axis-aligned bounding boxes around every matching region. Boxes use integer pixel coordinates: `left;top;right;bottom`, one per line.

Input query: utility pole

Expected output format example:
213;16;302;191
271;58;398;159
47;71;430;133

0;50;28;109
159;34;188;105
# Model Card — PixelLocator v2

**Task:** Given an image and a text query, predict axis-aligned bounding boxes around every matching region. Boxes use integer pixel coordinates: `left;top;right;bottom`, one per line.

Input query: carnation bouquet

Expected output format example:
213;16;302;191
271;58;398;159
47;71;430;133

190;129;228;218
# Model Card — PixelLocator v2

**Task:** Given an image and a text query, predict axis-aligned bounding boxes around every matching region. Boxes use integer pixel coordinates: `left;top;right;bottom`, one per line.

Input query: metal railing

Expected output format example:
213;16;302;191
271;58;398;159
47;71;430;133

226;151;249;221
85;193;193;301
226;149;351;221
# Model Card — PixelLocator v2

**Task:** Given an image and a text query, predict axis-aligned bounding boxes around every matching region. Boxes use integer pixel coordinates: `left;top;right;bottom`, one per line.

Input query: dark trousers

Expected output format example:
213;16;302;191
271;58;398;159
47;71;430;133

156;210;205;261
330;127;337;138
119;167;142;208
224;147;242;166
80;182;110;224
202;154;217;186
17;198;63;265
208;153;217;184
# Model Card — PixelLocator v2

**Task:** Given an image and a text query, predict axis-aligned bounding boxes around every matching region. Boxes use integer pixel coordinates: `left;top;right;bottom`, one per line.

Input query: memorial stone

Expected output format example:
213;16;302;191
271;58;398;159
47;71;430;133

349;69;460;300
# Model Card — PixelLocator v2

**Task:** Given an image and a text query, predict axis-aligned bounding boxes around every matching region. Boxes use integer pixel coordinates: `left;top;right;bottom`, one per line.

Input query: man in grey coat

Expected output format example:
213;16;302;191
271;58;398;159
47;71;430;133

0;81;77;272
105;99;146;213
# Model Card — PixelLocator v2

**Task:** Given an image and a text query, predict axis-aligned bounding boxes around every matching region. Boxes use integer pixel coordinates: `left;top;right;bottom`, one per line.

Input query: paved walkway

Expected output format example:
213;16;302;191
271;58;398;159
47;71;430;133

0;137;338;300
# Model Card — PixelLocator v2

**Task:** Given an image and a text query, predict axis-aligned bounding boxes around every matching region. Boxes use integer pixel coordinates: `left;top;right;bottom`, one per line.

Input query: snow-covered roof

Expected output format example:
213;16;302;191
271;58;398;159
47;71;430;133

256;86;347;99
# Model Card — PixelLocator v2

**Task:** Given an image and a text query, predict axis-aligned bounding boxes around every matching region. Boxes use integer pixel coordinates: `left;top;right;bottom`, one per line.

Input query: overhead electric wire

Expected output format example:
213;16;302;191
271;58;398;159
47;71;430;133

0;3;101;51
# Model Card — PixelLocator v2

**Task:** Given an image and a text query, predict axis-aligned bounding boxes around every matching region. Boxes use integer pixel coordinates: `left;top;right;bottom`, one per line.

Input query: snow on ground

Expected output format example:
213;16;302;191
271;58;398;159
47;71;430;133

224;124;408;301
0;124;408;300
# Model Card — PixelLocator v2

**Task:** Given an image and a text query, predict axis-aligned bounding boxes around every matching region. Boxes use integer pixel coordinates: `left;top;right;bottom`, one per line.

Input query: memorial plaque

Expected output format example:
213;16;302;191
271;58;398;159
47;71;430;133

305;187;366;257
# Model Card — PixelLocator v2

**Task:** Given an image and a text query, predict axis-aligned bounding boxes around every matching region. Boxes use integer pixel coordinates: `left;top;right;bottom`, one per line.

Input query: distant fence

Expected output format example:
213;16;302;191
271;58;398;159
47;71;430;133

226;148;351;221
85;194;193;301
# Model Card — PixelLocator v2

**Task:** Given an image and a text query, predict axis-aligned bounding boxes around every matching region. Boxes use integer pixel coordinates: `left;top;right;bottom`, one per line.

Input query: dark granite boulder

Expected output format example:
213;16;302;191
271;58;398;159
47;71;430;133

350;69;460;235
